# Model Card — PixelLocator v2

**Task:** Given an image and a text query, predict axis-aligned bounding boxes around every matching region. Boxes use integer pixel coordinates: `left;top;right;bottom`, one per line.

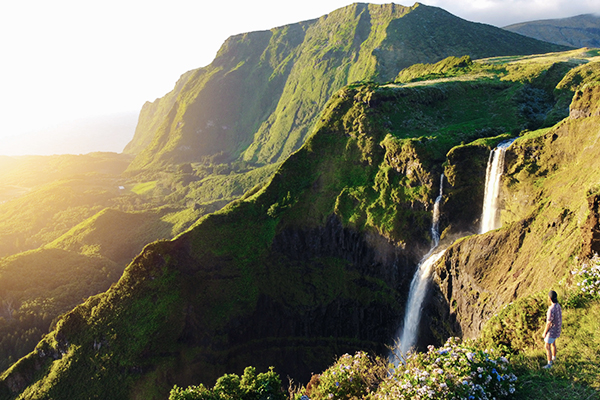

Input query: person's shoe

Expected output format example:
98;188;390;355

543;362;553;369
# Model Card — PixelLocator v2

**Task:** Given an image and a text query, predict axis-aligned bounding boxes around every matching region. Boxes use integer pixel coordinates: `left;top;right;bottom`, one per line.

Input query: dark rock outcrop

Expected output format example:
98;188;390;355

581;193;600;257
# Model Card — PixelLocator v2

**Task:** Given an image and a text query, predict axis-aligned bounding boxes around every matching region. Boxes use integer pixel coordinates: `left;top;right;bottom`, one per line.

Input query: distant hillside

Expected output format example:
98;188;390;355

123;2;567;173
0;152;225;373
505;14;600;48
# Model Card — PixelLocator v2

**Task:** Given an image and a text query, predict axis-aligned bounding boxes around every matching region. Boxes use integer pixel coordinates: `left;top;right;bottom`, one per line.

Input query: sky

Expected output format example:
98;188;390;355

1;0;599;156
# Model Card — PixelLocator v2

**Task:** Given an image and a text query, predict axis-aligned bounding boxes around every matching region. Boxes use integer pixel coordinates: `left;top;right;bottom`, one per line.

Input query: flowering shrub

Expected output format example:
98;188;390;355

296;339;517;400
169;366;286;400
301;351;387;400
571;253;600;299
374;337;517;400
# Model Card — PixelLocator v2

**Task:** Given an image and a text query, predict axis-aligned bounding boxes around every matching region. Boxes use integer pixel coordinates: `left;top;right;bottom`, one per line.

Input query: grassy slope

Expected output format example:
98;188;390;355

513;299;600;399
0;248;121;372
240;3;414;165
0;156;270;374
427;61;600;398
479;293;600;400
0;176;123;258
0;128;289;374
0;153;132;190
431;89;600;331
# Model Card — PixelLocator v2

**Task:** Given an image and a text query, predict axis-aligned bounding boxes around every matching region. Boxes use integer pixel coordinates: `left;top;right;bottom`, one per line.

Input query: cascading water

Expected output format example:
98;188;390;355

393;174;445;358
480;139;516;234
391;139;516;360
397;249;446;356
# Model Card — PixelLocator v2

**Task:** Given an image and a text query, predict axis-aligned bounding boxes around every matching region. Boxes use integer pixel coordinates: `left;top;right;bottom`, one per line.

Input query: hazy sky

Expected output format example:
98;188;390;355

1;0;599;156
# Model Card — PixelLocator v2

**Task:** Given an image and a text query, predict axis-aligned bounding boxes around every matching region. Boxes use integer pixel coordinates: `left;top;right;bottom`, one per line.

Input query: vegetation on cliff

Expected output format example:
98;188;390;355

478;263;600;399
171;231;600;399
0;6;573;376
0;5;597;398
171;297;599;400
0;155;220;373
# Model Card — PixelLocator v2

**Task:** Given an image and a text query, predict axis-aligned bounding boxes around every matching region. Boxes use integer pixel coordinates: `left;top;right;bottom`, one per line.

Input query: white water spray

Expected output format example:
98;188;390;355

429;174;444;248
480;139;516;234
397;249;446;356
395;174;445;357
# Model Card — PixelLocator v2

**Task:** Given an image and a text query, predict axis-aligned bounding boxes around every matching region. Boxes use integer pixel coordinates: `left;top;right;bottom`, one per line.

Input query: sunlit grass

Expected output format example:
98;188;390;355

478;48;600;66
131;180;157;195
481;296;600;399
0;184;30;203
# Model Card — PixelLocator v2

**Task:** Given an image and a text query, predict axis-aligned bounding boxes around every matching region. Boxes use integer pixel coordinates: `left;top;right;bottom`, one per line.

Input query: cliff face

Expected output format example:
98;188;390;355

124;3;567;173
1;85;433;399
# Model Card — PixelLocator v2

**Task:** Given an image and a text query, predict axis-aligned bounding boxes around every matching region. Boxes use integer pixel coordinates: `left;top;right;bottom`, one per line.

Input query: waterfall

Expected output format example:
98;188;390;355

397;248;446;356
480;139;516;234
429;173;444;248
394;174;445;358
390;139;516;359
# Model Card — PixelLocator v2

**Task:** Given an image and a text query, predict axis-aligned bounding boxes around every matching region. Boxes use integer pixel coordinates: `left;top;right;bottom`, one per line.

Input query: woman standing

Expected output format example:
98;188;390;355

542;290;562;369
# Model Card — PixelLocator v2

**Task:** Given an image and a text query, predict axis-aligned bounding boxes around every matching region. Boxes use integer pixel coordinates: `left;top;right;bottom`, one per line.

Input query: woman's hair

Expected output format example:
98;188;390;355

549;290;558;303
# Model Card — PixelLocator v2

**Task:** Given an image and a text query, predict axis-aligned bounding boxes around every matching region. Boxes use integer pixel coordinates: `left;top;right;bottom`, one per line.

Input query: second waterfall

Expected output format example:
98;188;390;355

480;139;516;234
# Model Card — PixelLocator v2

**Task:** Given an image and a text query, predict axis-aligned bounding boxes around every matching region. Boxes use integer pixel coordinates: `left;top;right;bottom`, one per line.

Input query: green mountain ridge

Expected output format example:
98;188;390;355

2;3;599;398
124;2;567;173
3;49;600;399
0;155;223;372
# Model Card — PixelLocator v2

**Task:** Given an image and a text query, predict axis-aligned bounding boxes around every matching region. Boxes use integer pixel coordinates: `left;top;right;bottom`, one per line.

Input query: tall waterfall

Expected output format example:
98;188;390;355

397;249;446;356
480;139;516;234
395;174;445;357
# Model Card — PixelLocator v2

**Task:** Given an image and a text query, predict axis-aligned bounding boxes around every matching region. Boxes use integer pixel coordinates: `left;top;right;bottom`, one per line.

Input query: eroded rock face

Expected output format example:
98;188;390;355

581;193;600;256
428;221;528;341
133;215;424;388
570;86;600;119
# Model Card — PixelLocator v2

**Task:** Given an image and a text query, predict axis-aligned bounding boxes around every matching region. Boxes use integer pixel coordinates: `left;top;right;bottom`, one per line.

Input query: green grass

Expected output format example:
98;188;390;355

131;180;158;195
126;2;566;172
394;55;478;83
481;298;600;399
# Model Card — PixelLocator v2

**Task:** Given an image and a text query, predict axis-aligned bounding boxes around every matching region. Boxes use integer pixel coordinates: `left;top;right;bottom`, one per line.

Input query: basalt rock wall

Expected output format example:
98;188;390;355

219;215;420;383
